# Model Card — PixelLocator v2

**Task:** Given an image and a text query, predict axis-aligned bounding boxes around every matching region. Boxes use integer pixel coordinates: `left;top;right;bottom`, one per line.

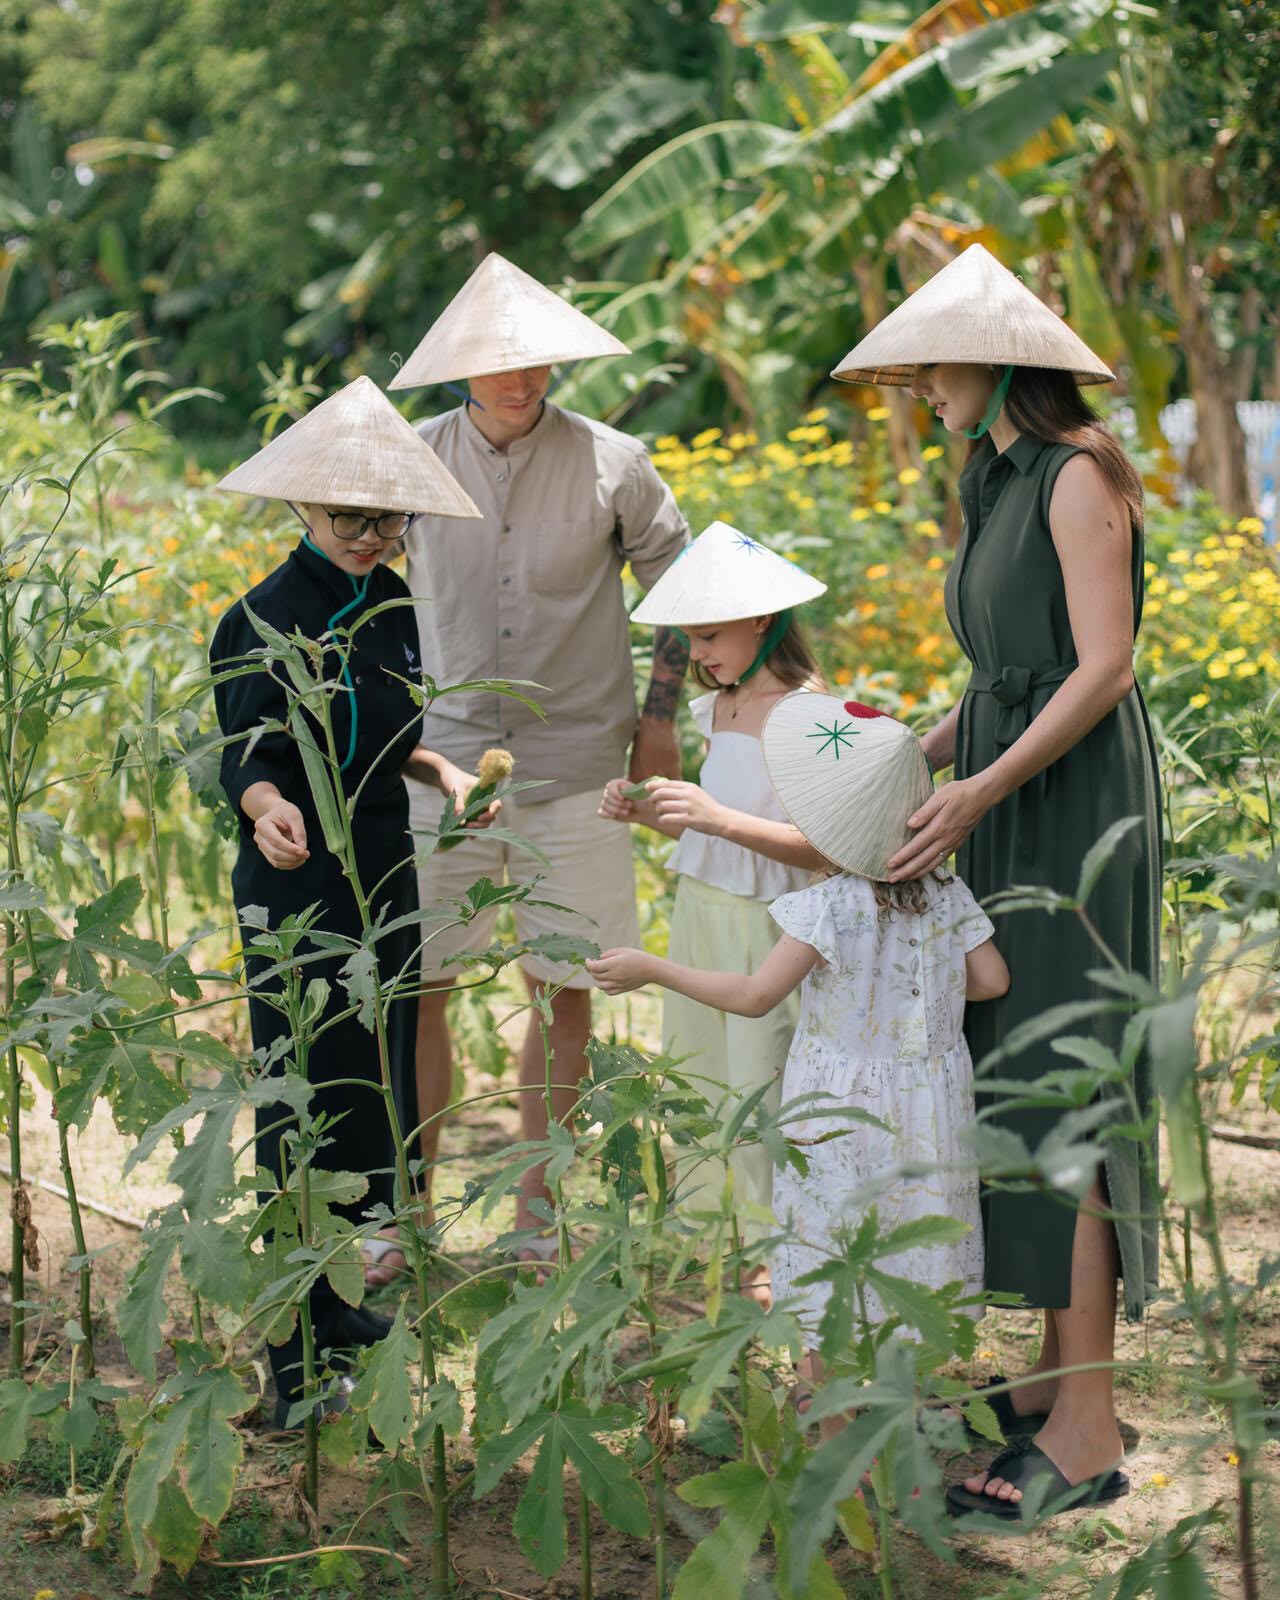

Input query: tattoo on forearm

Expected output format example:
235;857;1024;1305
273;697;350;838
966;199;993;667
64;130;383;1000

642;627;689;722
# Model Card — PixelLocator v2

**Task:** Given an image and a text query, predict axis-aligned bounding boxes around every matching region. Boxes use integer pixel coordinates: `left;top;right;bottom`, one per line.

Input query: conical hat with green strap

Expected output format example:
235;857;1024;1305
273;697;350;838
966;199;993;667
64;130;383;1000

832;243;1113;387
218;376;480;516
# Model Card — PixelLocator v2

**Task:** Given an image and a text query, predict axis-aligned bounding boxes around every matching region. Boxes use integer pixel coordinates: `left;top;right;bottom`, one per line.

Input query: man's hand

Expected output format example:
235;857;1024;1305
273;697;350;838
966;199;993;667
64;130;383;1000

253;799;310;870
437;758;501;829
646;779;726;836
586;947;655;995
628;718;680;783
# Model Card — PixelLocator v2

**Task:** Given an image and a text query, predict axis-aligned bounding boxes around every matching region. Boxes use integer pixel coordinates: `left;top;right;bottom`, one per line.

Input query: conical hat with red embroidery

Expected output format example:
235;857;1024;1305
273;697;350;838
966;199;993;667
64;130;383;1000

831;243;1113;387
217;376;481;515
762;691;933;881
631;520;825;625
389;252;629;388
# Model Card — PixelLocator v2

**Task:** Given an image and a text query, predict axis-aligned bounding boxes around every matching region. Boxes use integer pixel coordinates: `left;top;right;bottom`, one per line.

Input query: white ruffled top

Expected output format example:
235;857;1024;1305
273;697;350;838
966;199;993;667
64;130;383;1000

668;692;812;903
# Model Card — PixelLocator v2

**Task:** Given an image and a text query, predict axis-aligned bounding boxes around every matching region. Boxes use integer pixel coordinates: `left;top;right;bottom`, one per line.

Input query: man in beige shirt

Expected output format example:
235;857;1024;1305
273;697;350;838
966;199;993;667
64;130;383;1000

389;254;689;1255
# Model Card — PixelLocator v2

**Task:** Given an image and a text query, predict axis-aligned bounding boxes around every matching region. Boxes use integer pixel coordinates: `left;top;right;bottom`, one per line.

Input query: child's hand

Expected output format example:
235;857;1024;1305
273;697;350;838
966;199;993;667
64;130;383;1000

586;947;653;994
647;779;726;836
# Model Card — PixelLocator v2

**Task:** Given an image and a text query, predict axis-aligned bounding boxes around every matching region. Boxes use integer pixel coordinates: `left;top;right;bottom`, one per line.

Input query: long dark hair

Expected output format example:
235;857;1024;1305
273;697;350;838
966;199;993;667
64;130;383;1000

972;367;1144;534
690;614;826;693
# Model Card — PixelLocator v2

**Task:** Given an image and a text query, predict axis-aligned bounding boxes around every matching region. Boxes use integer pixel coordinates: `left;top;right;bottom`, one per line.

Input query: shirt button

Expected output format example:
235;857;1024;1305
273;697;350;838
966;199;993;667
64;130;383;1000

501;575;511;585
502;627;512;638
909;937;919;947
505;730;513;739
502;523;511;533
911;986;921;997
496;472;506;482
354;675;363;685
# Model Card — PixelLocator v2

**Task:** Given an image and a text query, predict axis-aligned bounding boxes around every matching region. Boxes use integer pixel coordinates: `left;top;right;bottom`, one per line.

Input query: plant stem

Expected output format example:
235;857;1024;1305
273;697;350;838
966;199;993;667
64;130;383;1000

873;1455;894;1600
730;1216;751;1464
297;1154;319;1511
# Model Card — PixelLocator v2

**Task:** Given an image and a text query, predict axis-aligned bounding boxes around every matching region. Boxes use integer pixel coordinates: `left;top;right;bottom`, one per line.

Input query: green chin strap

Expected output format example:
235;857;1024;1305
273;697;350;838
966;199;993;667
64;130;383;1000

674;608;795;685
964;364;1014;440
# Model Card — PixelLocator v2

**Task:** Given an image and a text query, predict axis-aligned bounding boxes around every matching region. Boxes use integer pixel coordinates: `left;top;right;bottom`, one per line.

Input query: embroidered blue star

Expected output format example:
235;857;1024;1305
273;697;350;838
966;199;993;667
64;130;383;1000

734;533;761;554
807;719;860;758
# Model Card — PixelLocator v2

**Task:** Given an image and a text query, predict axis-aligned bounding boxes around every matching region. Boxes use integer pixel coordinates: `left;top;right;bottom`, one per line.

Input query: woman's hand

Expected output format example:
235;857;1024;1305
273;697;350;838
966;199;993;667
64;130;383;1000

647;780;727;836
253;799;310;870
586;947;655;995
887;775;994;882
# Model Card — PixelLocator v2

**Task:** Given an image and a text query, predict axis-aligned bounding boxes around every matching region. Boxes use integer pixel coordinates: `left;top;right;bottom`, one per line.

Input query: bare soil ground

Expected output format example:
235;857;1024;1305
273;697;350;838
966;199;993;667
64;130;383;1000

1;984;1275;1599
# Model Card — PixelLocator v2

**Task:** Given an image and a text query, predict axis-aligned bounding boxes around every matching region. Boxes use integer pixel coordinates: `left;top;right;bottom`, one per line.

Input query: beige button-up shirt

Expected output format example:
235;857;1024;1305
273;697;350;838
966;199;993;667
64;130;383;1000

406;402;689;802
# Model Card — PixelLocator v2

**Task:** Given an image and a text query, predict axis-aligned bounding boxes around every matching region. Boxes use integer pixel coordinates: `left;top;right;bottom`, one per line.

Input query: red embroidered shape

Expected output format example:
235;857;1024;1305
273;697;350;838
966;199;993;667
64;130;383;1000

843;701;885;719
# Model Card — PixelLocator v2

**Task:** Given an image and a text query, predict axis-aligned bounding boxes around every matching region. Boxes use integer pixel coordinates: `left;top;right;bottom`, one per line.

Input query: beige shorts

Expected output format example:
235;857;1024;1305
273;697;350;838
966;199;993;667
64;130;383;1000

408;785;640;989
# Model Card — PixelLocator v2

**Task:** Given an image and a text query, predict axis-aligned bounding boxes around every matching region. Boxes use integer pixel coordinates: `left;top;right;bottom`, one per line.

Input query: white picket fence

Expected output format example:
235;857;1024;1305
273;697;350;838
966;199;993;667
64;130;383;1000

1158;399;1280;538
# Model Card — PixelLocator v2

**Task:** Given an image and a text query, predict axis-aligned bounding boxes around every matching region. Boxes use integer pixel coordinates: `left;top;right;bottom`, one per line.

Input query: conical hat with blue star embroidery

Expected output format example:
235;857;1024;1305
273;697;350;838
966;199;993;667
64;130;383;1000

630;520;826;626
762;691;933;881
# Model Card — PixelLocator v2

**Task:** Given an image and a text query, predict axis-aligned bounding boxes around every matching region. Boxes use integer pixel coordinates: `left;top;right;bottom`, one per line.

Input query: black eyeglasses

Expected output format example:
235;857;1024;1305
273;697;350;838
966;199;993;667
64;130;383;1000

324;508;414;542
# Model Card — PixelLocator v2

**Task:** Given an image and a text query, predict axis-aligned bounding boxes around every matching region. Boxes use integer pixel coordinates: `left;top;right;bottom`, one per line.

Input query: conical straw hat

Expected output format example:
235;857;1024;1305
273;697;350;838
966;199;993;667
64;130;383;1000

217;376;480;517
832;243;1113;387
631;521;826;626
762;692;933;881
389;252;630;389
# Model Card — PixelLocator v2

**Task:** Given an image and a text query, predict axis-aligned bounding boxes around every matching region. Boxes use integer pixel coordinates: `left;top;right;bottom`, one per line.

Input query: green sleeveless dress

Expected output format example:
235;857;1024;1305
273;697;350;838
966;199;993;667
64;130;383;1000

943;432;1160;1322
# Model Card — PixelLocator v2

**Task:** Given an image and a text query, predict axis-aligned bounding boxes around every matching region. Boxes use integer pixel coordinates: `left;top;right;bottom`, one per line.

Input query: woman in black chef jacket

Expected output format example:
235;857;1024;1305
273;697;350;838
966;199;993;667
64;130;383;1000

211;377;487;1425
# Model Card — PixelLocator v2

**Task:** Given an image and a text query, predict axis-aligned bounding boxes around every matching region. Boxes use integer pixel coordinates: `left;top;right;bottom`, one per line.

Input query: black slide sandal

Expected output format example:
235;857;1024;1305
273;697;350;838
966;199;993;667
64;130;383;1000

961;1375;1050;1440
946;1437;1129;1525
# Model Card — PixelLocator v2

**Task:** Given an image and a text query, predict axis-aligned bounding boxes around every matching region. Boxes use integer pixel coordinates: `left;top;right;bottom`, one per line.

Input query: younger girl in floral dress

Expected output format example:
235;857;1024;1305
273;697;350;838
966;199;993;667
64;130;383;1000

589;692;1009;1395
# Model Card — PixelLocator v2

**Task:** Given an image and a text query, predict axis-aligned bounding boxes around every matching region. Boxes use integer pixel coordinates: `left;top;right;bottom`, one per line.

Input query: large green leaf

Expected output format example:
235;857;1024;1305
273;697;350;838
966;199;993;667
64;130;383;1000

350;1302;415;1448
568;123;797;257
119;1208;182;1380
528;72;707;190
673;1462;773;1600
943;0;1114;89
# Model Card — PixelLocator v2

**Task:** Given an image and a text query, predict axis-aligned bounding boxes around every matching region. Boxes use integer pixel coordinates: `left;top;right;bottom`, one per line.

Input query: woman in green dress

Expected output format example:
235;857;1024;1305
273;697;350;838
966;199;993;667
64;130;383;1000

833;245;1160;1520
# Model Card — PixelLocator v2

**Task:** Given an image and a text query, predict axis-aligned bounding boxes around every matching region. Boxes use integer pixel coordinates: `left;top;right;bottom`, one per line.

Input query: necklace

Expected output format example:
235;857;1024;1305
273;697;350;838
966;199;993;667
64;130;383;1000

727;678;775;721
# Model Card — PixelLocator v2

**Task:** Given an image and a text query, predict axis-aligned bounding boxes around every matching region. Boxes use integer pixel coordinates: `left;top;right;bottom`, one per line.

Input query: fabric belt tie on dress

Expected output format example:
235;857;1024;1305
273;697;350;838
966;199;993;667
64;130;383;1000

965;662;1077;859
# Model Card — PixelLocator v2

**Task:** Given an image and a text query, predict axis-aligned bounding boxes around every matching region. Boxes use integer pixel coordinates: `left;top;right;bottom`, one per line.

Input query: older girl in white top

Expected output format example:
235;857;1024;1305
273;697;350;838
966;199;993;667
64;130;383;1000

591;693;1009;1412
600;522;827;1295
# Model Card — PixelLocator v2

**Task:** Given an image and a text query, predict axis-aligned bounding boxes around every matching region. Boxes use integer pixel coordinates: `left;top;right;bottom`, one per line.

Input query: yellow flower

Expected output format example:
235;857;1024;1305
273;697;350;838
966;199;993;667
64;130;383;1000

977;1349;996;1360
867;406;890;421
1227;1451;1240;1466
795;495;816;511
834;667;852;685
692;427;721;448
654;434;681;451
914;633;942;657
865;563;889;580
1148;576;1169;597
850;507;871;522
914;519;940;538
1148;1471;1171;1489
1168;549;1190;564
1145;600;1162;616
1187;691;1209;709
33;1591;58;1600
872;500;892;515
162;535;181;555
1236;661;1259;677
898;467;922;486
727;471;758;488
1144;560;1158;578
1207;660;1231;679
922;444;945;461
1237;516;1264;535
805;406;830;423
926;555;946;571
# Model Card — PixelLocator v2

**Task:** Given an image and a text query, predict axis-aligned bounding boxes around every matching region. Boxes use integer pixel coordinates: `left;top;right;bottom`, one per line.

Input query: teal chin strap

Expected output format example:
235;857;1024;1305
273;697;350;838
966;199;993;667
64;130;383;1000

964;364;1014;440
302;534;369;773
737;607;795;685
671;608;796;686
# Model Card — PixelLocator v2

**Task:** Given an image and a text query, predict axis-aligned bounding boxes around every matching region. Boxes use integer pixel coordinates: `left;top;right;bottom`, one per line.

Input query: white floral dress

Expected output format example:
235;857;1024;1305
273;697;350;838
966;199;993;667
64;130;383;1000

768;871;994;1335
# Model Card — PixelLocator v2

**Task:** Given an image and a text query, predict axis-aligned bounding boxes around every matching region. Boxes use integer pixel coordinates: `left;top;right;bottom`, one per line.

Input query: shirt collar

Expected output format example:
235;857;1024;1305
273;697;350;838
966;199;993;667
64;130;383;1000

959;431;1049;490
460;397;556;460
290;536;363;601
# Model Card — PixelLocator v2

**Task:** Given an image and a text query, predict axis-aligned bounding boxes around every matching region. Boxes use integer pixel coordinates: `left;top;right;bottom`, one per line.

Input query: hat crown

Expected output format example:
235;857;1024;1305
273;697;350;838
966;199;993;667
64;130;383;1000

631;520;826;627
217;376;480;517
389;252;630;389
832;243;1113;387
762;691;933;880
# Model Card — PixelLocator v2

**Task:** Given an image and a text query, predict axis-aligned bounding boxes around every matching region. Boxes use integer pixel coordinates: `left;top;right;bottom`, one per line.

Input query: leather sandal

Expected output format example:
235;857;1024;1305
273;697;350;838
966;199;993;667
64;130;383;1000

946;1436;1129;1524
